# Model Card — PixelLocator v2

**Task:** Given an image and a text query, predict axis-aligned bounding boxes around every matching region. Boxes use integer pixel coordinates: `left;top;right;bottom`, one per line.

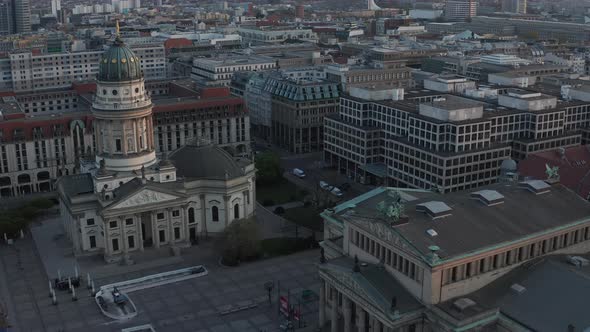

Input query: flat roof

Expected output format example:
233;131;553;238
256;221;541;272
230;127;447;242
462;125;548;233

329;182;590;262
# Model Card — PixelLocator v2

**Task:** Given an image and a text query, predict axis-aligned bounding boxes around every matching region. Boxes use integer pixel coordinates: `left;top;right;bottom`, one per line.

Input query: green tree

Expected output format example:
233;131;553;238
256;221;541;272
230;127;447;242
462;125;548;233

219;218;261;266
255;152;282;185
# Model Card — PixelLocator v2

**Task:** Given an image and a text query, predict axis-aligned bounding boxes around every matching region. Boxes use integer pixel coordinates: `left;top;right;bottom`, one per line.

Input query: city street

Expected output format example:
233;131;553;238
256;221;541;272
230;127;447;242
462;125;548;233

0;233;322;332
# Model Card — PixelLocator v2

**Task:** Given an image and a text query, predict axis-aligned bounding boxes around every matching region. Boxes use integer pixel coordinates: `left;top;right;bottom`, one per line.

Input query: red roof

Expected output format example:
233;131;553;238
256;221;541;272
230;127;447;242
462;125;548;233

164;38;193;50
518;145;590;199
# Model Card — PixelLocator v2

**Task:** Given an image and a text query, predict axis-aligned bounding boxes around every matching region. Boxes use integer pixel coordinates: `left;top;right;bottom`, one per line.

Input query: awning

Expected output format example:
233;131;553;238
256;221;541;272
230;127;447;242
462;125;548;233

359;163;387;178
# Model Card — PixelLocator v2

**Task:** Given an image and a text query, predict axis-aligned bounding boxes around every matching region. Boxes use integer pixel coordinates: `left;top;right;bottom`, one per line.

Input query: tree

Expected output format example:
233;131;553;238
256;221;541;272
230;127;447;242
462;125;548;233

219;218;261;266
255;152;282;185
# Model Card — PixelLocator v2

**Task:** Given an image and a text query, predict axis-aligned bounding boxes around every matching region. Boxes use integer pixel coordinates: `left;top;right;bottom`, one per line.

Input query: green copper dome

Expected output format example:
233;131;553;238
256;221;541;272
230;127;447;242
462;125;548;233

97;38;143;82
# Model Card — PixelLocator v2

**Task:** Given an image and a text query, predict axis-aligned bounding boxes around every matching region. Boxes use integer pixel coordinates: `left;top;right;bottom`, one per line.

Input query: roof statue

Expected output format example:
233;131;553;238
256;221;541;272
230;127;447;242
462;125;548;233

377;190;405;223
115;19;120;37
545;163;559;180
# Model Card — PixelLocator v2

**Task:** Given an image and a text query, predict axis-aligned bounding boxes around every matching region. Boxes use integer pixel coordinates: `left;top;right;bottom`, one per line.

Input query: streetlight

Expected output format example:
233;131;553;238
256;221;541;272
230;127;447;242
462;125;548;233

264;281;274;305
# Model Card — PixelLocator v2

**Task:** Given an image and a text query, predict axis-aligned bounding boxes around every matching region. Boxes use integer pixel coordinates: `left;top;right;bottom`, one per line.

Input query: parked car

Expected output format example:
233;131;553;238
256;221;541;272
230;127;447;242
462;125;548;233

331;187;343;197
340;183;351;191
292;168;306;178
319;181;331;190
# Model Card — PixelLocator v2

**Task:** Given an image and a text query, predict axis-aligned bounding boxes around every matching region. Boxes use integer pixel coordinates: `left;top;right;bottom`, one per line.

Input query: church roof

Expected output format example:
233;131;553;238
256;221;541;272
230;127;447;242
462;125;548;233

97;37;143;82
169;144;248;180
57;173;94;198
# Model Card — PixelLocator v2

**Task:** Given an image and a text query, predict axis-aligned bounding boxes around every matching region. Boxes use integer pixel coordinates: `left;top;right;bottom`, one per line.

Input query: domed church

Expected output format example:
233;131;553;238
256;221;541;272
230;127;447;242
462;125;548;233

56;27;256;263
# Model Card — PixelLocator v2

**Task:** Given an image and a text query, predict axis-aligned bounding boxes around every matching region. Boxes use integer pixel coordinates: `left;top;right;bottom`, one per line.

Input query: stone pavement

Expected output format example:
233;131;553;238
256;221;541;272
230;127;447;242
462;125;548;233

0;233;322;332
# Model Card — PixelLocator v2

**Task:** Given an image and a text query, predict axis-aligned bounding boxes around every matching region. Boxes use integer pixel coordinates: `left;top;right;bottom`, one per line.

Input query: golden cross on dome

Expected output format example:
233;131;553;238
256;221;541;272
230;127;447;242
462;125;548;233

115;20;120;37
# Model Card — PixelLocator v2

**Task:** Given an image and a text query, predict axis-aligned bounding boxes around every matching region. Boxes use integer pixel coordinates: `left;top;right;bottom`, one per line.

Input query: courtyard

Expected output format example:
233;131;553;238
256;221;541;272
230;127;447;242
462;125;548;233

0;230;321;332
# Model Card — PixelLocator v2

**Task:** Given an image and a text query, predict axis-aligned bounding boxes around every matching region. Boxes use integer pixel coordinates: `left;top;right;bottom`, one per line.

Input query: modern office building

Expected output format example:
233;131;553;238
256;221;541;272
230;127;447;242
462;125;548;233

502;0;526;14
324;87;585;192
324;62;413;93
8;44;166;92
444;0;477;22
238;26;317;45
467;16;590;42
319;181;590;331
13;0;31;33
0;1;13;35
56;36;255;262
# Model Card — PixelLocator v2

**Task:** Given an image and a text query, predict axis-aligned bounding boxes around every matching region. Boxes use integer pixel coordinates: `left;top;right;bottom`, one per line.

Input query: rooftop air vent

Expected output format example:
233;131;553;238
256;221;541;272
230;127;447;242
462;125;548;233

470;190;505;206
416;201;452;219
519;180;551;195
453;298;476;311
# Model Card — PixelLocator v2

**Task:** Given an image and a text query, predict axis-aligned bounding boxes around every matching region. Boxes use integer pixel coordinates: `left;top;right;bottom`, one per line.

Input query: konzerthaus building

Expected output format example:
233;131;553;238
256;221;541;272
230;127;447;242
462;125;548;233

324;86;587;193
319;179;590;331
0;79;250;198
56;36;255;262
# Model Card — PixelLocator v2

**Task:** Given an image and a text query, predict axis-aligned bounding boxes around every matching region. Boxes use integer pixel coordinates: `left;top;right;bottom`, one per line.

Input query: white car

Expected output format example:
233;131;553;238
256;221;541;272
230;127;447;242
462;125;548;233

319;181;331;190
331;187;343;197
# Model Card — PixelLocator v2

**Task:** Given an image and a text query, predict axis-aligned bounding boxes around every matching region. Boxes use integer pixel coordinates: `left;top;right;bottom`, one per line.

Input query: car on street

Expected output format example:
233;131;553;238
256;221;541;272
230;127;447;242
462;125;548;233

331;187;343;197
319;181;331;190
293;168;306;178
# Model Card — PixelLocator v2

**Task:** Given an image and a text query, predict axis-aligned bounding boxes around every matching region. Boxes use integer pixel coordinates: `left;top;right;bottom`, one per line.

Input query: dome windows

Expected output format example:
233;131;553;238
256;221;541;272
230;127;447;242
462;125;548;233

103;89;107;95
112;90;118;95
135;88;139;93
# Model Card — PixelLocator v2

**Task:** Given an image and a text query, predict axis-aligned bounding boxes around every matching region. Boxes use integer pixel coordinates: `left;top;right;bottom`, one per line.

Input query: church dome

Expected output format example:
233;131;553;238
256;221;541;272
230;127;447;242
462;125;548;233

97;38;142;82
500;158;517;172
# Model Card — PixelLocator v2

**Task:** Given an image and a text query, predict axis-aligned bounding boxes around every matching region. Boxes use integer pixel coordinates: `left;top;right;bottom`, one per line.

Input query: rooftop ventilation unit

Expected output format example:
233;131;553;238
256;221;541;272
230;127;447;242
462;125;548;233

416;201;452;219
519;180;551;195
470;190;505;206
426;229;438;237
453;298;476;311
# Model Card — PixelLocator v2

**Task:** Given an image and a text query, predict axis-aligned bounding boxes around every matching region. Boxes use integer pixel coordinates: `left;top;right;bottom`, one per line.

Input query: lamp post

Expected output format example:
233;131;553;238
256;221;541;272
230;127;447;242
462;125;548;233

264;281;274;305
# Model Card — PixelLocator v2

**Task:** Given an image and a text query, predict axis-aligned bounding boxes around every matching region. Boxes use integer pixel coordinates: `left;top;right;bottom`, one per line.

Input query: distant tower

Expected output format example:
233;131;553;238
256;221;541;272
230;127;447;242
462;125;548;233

444;0;477;21
368;0;381;10
296;4;304;19
502;0;526;14
13;0;31;33
51;0;61;17
0;2;13;35
156;0;162;6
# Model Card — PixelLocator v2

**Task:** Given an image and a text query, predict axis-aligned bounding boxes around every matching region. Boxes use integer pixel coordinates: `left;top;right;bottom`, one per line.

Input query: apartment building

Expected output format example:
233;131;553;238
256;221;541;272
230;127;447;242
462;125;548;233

324;62;413;93
190;55;277;86
319;181;590;331
444;0;477;22
8;44;166;92
266;75;340;153
238;26;317;45
324;86;585;192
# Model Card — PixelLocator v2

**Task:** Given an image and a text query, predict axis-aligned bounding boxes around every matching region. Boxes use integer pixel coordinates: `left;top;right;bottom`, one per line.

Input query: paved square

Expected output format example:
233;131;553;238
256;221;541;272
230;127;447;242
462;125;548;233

0;235;321;332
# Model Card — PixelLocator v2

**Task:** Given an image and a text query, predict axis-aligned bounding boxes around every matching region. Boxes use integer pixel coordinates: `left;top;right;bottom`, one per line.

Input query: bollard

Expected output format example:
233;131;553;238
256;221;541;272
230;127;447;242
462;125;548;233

57;269;61;281
91;280;96;296
71;286;77;301
19;229;24;239
49;281;53;298
68;278;72;292
52;289;57;305
86;273;91;289
74;265;79;279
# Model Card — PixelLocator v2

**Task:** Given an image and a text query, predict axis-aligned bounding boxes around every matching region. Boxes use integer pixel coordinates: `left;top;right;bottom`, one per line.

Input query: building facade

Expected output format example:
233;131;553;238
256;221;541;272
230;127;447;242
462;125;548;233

13;0;31;33
57;36;255;262
8;44;166;92
0;80;251;198
319;181;590;331
324;87;585;192
190;55;277;87
444;0;477;22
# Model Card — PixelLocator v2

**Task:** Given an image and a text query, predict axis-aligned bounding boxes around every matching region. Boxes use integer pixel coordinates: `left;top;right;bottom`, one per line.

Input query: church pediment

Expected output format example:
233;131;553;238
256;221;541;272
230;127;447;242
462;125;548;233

107;189;182;210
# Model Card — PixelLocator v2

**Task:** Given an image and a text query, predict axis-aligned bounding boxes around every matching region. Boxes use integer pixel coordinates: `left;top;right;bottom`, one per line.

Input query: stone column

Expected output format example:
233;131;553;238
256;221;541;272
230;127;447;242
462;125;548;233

200;194;208;238
152;212;160;248
224;195;231;227
343;296;352;332
119;217;127;254
357;307;366;332
331;288;338;332
319;281;326;328
166;208;173;244
135;213;144;252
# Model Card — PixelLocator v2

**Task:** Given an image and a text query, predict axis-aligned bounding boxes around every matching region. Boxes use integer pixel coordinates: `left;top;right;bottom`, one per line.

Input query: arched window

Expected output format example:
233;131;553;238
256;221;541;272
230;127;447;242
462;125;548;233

234;204;240;219
211;206;219;222
188;207;195;224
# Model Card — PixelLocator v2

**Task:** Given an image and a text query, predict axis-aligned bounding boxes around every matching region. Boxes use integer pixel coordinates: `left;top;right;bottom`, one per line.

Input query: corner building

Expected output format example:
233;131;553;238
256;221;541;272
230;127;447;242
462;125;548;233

56;37;255;263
